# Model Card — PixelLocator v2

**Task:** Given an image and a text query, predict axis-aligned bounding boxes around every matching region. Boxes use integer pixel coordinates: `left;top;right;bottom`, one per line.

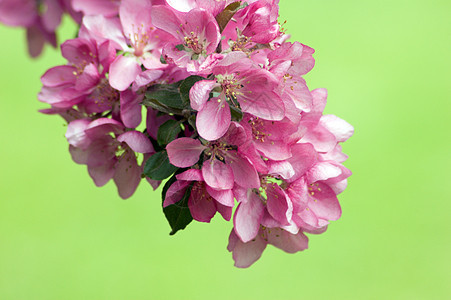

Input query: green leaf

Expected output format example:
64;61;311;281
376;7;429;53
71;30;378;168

230;105;243;122
143;151;178;181
163;184;193;235
146;84;185;109
157;120;182;146
215;2;248;33
179;75;206;106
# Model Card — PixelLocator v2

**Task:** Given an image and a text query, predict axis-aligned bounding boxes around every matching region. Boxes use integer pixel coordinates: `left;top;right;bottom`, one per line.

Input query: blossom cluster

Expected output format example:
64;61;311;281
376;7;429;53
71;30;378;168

1;0;354;267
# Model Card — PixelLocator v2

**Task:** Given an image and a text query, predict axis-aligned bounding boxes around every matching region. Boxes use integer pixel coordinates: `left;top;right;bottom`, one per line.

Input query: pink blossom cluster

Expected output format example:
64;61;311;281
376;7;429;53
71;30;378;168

8;0;354;267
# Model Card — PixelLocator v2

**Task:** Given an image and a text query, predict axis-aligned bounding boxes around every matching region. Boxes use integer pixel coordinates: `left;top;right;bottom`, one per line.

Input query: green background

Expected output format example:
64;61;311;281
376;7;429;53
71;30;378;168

0;0;450;299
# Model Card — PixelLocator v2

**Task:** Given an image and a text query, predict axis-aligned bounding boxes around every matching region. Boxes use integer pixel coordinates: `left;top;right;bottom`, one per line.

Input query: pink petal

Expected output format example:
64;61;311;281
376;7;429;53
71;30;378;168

176;169;203;182
239;90;285;121
165;0;196;12
81;15;127;50
88;159;115;187
150;5;183;39
85;118;124;139
133;69;164;89
233;193;264;242
227;155;260;189
109;55;141;91
26;26;46;58
320;114;354;142
196;97;231;141
227;229;267;268
267;160;295;180
41;0;63;31
286;143;318;182
69;145;89;164
307;162;342;183
308;183;341;221
163;180;189;207
119;0;152;41
300;125;337;153
216;202;233;221
166;138;206;168
71;0;120;17
41;65;77;87
206;186;234;207
65;119;92;149
267;229;309;254
188;185;217;223
120;90;143;129
189;80;217;111
202;158;234;190
266;184;293;226
75;63;100;91
117;131;154;154
113;151;141;199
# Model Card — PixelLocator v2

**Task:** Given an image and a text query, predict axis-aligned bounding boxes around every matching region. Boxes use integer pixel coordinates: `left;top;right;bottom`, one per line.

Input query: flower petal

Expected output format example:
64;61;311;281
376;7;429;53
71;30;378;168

166;138;206;168
233;193;264;242
109;55;141;91
227;229;267;268
190;80;217;111
117;131;154;154
196;97;231;141
202;158;234;190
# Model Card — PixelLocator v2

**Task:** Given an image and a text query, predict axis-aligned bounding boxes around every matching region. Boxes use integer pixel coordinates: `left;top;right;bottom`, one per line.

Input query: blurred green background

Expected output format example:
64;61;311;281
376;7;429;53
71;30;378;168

0;0;450;299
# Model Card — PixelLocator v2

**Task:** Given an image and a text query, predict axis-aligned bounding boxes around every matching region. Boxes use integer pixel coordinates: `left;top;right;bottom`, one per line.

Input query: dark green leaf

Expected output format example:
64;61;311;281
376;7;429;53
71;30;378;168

146;84;185;109
142;97;183;115
179;75;206;106
230;105;243;122
157;120;182;146
163;184;193;235
143;151;178;181
187;114;197;131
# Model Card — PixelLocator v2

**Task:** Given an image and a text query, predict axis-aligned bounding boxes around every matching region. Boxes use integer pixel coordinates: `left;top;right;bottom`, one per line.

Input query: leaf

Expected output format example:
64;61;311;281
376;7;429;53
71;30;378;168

215;2;248;32
230;105;243;122
179;75;206;106
143;151;178;181
142;97;183;115
163;184;193;235
157;120;182;146
146;84;185;109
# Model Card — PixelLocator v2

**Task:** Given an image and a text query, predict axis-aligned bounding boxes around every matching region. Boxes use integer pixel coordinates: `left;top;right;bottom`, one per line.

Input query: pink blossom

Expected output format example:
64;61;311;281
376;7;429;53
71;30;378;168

151;5;221;72
39;38;117;112
80;0;169;91
166;124;260;190
164;169;234;222
190;52;285;140
67;118;154;199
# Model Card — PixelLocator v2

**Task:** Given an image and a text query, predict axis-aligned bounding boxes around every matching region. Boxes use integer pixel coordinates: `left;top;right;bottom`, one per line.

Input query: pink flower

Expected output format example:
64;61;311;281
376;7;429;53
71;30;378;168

286;160;351;233
166;124;260;190
67;118;155;199
164;169;234;222
39;38;117;112
151;5;221;72
239;114;300;161
80;0;169;91
190;52;285;140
